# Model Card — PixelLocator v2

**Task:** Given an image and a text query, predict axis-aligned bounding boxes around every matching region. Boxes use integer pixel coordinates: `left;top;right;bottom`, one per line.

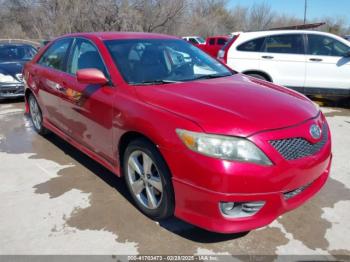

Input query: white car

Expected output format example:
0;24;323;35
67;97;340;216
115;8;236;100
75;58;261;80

218;30;350;97
182;36;206;45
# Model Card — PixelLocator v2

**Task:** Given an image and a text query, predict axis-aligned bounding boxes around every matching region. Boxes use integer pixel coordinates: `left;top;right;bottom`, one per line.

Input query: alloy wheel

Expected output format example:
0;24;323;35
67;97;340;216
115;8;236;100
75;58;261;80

127;150;163;209
29;96;42;130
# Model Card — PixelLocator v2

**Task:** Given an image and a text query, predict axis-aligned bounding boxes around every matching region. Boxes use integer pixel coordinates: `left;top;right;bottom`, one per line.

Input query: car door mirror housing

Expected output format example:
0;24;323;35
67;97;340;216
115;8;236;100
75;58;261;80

76;68;108;85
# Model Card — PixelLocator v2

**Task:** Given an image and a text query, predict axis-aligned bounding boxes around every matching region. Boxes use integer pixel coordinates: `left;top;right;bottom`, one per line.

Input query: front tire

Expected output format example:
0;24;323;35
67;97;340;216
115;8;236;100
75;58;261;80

28;94;49;135
123;138;175;220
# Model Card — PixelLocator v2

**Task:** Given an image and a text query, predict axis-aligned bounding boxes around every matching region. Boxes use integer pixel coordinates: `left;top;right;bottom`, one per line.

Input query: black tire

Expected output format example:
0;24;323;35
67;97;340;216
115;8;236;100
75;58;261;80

246;73;269;81
28;94;49;135
123;138;175;220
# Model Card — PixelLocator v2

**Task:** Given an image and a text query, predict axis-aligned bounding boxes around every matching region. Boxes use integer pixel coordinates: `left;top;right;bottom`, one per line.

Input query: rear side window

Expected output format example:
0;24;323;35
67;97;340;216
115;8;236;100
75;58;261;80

237;37;265;52
264;34;304;54
188;38;198;44
67;38;107;76
209;38;215;45
217;38;227;45
38;38;71;71
307;34;350;57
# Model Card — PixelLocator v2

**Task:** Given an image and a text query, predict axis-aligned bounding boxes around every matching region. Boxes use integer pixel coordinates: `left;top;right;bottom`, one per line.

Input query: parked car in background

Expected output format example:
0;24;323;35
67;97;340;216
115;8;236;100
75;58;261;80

344;35;350;41
194;35;231;58
218;30;350;97
0;43;37;100
24;32;331;233
182;36;206;45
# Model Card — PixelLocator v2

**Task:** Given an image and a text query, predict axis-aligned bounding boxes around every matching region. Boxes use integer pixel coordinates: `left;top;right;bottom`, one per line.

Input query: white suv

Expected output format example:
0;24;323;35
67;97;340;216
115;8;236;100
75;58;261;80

218;30;350;97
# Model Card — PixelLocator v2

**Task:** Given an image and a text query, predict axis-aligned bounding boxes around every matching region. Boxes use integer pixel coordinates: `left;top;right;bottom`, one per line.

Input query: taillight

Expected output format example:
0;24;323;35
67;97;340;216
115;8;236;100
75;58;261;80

217;34;240;64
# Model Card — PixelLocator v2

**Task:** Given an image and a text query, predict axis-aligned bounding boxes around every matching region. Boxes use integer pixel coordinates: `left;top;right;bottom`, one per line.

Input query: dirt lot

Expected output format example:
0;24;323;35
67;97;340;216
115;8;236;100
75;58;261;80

0;100;349;258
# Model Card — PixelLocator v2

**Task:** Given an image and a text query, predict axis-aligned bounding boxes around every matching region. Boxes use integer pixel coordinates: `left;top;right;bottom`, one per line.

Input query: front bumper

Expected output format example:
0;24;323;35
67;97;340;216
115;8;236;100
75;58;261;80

161;113;332;233
0;83;24;98
171;159;330;233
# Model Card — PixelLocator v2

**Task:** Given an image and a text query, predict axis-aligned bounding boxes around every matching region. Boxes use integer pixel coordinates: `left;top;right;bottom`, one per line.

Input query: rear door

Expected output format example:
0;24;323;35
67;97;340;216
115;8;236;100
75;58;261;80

34;38;73;129
260;33;306;90
305;33;350;94
228;36;265;71
59;38;115;163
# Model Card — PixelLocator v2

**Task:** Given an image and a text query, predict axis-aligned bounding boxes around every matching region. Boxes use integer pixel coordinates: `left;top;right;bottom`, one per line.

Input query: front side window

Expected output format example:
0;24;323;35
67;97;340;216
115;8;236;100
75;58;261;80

264;34;304;54
307;34;350;57
237;37;265;52
104;39;233;84
38;38;71;71
67;38;107;75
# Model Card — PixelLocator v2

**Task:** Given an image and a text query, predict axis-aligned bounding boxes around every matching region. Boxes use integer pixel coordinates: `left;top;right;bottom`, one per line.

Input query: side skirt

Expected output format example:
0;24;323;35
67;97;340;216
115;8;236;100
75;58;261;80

43;118;121;177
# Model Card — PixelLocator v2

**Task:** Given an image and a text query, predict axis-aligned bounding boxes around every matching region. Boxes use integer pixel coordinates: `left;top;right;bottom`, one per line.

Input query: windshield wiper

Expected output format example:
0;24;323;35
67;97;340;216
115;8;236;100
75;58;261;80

189;73;232;81
129;79;181;85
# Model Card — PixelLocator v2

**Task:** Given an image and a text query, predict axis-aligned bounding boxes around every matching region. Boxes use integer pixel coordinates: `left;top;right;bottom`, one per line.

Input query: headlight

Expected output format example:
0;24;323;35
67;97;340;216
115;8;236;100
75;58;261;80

176;129;272;165
0;73;18;83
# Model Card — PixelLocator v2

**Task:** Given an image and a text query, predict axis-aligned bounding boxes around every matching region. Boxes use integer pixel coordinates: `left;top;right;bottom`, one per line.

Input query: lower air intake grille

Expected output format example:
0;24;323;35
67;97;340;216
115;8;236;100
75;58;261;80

270;123;328;160
283;183;311;200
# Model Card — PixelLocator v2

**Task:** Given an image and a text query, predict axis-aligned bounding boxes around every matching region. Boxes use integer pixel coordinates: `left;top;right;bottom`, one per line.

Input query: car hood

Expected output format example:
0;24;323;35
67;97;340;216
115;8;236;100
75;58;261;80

0;61;26;78
134;74;319;137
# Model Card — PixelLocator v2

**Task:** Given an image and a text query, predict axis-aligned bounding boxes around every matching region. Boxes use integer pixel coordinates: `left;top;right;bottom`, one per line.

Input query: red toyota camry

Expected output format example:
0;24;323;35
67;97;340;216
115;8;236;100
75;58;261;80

23;32;332;233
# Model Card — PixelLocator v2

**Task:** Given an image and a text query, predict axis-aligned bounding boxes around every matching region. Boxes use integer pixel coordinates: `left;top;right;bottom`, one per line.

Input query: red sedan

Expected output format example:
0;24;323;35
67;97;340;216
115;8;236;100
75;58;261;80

23;32;331;234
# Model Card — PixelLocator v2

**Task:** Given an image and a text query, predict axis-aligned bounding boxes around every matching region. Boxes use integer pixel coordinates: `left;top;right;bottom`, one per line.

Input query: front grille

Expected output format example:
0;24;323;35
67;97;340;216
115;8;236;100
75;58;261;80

283;183;311;200
270;123;328;160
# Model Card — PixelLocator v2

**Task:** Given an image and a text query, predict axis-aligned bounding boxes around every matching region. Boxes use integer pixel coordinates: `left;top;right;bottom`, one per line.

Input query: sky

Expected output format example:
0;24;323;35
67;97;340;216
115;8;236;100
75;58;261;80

228;0;350;24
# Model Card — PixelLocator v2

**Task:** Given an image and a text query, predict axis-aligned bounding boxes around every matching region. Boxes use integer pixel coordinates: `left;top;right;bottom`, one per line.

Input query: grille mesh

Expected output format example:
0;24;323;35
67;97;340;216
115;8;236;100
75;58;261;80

270;124;328;160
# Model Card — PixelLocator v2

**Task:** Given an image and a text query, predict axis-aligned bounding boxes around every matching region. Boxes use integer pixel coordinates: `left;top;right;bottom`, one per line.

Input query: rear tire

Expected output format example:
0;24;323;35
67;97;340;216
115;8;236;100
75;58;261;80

123;138;175;220
28;94;49;135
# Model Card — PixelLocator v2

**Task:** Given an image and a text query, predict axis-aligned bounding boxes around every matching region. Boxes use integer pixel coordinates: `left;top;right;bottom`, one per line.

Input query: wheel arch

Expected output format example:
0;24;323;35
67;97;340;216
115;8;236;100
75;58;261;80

24;88;34;114
118;131;161;176
242;70;273;82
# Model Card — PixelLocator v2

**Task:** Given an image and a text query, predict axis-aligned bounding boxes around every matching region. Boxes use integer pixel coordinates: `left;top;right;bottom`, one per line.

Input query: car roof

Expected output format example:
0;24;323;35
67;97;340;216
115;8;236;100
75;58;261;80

0;43;34;48
240;30;340;37
207;35;230;38
61;32;180;41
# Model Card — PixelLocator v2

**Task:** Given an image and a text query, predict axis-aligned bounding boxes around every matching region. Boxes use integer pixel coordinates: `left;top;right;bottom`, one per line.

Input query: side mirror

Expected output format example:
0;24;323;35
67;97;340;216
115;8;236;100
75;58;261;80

76;68;108;85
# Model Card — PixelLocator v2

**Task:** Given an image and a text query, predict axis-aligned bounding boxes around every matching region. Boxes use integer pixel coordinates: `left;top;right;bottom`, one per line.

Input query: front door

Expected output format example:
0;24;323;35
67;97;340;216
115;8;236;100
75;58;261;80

60;38;115;163
305;33;350;94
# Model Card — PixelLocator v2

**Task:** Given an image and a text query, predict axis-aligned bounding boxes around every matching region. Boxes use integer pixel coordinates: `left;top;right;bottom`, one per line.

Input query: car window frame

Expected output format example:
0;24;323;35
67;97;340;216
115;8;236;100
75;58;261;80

37;37;74;73
306;33;350;57
262;33;306;55
65;37;113;86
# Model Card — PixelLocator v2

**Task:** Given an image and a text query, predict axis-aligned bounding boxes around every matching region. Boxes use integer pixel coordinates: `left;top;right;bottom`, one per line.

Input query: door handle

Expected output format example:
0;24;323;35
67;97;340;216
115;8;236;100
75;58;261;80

262;56;274;59
309;58;323;62
55;83;66;92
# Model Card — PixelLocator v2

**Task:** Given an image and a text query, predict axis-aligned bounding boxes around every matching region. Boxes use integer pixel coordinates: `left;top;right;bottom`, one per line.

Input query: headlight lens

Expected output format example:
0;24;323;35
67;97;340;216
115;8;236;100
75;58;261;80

0;73;18;83
176;129;272;165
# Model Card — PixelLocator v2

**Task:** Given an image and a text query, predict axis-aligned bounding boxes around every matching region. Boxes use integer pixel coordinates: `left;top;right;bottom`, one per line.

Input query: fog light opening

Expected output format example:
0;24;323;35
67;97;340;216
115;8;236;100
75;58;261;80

219;201;265;218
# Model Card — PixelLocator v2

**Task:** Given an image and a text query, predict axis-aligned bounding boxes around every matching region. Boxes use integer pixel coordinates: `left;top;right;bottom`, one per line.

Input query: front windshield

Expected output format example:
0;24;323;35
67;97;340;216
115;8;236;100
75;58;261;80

104;39;233;85
0;45;37;61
